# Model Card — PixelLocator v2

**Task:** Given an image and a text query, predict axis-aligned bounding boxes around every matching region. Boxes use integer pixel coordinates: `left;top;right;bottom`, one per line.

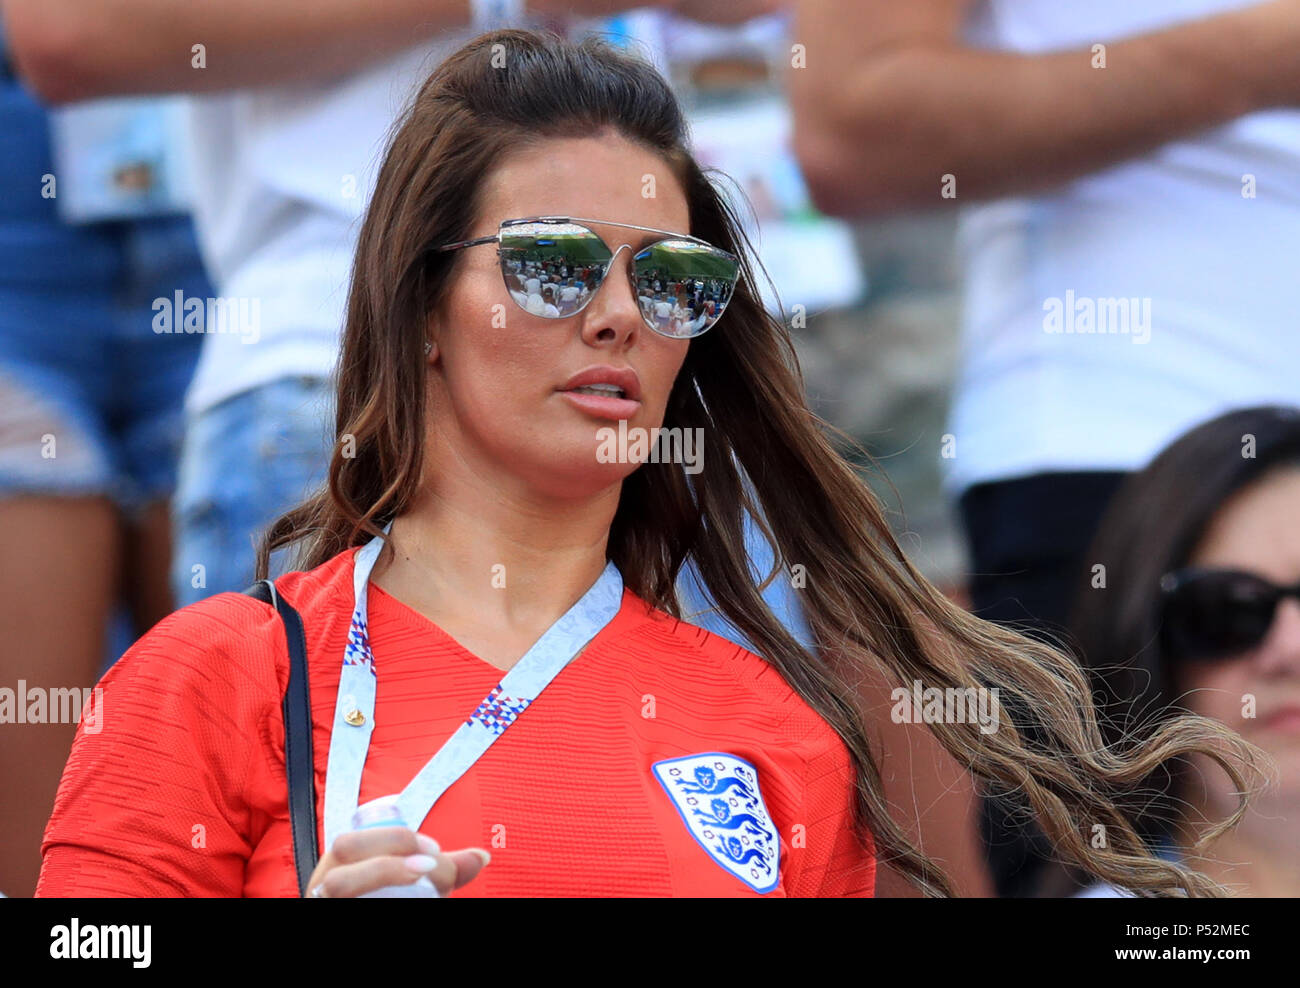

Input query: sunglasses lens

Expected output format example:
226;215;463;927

1162;571;1278;660
499;223;610;318
632;239;739;338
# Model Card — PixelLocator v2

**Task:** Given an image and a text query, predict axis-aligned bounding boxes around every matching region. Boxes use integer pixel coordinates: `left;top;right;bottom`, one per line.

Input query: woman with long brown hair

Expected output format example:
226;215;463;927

38;29;1261;898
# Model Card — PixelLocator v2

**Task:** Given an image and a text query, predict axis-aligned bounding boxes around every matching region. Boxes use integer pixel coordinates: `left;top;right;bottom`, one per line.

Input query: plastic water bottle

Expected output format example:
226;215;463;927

350;795;441;898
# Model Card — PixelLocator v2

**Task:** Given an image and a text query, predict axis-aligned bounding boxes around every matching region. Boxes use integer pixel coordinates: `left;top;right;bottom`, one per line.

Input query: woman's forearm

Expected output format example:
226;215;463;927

4;0;474;103
790;0;1300;215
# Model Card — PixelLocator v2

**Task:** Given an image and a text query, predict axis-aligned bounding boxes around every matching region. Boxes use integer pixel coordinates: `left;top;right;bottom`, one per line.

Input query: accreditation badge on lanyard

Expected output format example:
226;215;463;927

322;525;625;850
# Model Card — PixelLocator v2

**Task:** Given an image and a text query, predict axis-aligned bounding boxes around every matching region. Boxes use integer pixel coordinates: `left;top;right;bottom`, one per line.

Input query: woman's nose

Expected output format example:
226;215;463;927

580;246;643;346
1257;597;1300;676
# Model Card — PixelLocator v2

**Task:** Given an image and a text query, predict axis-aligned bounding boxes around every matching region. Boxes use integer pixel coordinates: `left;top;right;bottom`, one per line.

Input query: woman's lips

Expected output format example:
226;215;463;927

558;389;642;421
1260;707;1300;734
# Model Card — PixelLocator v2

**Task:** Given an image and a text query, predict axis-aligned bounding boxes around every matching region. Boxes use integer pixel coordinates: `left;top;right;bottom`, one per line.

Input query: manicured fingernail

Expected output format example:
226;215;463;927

416;833;440;856
404;854;437;874
473;849;491;867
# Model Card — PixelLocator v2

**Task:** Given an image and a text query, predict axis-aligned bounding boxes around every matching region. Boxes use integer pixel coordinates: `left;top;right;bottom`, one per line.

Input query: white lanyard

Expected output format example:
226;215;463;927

322;527;625;850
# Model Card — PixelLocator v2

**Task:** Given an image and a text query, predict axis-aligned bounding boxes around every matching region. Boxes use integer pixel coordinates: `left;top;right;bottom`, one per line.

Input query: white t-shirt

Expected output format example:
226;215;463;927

945;0;1300;494
181;37;477;415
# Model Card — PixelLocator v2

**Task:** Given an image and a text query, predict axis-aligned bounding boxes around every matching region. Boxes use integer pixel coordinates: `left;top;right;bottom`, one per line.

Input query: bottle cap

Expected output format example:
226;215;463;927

350;794;406;830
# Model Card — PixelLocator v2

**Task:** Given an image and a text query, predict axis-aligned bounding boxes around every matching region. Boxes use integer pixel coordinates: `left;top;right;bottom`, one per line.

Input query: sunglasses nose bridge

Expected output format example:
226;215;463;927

577;240;629;293
587;243;644;320
603;242;634;275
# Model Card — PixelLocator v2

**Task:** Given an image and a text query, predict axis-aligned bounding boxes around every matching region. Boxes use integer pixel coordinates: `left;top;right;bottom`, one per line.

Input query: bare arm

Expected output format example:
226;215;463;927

854;663;994;897
3;0;482;103
789;0;1300;216
2;0;776;105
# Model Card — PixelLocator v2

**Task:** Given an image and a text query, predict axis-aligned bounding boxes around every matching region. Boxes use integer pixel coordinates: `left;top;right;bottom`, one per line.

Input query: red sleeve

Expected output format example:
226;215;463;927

785;732;877;898
36;594;285;897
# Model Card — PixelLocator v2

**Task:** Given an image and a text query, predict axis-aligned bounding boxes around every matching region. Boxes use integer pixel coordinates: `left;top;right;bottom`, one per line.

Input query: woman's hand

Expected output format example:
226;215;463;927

305;827;489;898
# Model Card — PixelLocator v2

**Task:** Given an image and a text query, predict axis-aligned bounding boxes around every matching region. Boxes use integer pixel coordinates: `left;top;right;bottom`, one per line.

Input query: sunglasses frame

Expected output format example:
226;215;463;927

1158;566;1300;661
433;216;741;339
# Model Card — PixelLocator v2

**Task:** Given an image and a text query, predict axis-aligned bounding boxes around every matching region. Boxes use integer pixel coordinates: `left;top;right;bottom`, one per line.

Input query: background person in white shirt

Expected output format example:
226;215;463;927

789;0;1300;895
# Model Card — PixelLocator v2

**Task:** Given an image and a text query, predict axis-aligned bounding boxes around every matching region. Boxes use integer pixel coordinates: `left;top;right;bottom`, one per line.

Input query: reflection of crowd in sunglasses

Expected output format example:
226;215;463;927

635;272;726;336
502;252;727;334
505;255;593;317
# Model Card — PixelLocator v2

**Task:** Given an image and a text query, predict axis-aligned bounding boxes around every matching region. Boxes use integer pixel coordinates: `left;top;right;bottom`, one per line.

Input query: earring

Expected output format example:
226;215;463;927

423;341;433;356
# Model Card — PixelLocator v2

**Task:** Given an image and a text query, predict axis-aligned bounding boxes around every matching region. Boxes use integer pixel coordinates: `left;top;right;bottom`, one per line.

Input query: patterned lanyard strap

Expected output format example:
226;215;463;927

322;527;625;849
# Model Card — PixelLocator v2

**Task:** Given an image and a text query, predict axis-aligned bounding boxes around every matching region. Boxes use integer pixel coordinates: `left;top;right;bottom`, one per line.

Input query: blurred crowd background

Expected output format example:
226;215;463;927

2;0;1298;898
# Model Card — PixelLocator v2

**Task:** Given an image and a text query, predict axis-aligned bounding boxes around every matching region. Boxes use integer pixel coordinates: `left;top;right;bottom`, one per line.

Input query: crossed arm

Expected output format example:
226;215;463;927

2;0;775;104
788;0;1300;215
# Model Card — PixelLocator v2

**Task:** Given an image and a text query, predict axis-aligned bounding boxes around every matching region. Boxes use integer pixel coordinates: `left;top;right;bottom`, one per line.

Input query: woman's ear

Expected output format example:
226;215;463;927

424;319;441;362
425;312;443;362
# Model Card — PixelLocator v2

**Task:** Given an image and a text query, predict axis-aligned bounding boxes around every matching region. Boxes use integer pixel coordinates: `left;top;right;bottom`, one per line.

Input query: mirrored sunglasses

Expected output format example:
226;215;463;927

435;216;740;339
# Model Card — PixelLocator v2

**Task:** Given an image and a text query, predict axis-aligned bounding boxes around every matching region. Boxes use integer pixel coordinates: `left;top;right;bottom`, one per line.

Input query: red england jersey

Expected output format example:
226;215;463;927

37;548;875;897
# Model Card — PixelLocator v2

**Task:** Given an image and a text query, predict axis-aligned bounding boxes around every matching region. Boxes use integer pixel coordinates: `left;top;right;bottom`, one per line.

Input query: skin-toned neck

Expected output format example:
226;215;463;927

369;423;621;671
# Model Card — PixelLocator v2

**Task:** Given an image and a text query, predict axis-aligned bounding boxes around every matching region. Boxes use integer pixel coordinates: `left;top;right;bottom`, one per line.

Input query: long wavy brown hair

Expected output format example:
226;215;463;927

260;28;1265;896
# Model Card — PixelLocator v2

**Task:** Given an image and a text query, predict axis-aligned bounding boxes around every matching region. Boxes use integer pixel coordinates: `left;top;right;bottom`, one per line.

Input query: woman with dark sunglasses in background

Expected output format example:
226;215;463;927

38;30;1261;898
1051;405;1300;897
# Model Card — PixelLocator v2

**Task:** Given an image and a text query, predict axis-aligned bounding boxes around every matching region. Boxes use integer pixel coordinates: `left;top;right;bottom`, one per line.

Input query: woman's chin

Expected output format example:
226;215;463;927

510;449;640;499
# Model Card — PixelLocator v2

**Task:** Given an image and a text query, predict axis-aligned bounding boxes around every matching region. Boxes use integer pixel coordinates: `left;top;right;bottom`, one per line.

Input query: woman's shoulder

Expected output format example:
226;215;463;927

112;548;358;689
37;552;360;898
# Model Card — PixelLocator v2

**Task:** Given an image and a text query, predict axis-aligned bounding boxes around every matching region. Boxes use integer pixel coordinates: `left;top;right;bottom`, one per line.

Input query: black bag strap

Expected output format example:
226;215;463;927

244;579;319;896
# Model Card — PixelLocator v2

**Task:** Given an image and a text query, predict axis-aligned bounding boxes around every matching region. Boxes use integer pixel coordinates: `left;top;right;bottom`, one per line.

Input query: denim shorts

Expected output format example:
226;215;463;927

0;77;207;512
171;375;335;607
